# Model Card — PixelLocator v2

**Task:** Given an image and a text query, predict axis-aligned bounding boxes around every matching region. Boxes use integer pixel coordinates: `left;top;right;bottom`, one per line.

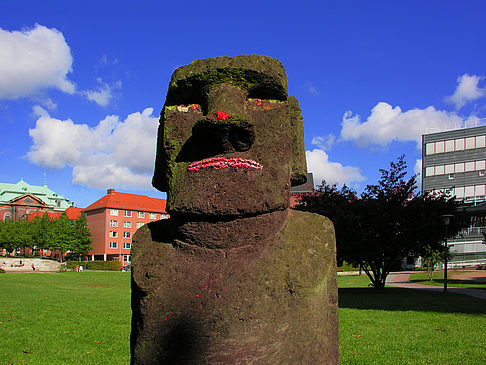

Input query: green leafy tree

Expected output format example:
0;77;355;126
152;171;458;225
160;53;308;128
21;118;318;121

50;213;77;263
30;213;55;258
0;221;16;254
71;213;92;260
13;220;34;255
421;246;443;281
300;155;467;290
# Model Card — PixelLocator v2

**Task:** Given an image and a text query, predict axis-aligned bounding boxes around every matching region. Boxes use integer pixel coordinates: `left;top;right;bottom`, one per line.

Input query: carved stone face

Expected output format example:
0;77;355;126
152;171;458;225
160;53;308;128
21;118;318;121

153;55;306;217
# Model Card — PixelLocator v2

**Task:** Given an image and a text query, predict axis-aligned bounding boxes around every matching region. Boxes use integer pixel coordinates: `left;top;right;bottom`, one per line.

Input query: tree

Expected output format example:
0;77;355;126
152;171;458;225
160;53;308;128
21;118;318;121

421;246;443;281
71;213;92;260
50;213;77;263
30;213;55;258
0;221;16;254
300;155;467;290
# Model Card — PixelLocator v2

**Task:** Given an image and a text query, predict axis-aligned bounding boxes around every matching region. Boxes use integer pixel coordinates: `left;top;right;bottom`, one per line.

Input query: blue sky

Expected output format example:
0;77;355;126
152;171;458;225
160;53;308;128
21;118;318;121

1;0;486;208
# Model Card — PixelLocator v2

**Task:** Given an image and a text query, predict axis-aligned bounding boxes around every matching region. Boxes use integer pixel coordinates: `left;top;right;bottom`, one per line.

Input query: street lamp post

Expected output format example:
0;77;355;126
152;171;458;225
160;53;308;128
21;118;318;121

441;214;453;293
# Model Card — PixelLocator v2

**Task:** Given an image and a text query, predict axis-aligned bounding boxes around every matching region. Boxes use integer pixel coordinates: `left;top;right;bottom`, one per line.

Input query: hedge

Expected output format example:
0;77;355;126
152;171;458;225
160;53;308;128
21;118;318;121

66;260;121;271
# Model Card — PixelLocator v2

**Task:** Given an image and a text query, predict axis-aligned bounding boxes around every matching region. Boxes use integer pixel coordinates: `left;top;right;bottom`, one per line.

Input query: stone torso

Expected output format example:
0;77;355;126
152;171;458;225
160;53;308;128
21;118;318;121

131;210;338;364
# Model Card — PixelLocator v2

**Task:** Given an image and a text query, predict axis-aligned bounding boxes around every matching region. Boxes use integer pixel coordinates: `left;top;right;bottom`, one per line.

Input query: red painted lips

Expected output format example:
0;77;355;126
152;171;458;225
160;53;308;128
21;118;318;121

188;157;263;172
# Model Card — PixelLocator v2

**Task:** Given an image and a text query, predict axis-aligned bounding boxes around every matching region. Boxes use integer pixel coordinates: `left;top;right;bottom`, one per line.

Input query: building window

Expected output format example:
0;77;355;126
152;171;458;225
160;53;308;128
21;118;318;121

476;135;486;148
124;221;132;228
149;212;157;219
124;210;132;217
136;222;144;228
445;164;454;174
476;184;486;197
3;213;11;222
123;242;131;249
160;213;169;220
123;255;131;263
476;160;486;171
435;165;444;175
465;161;475;172
109;242;118;249
455;138;465;151
426;142;435;155
466;137;475;149
435;141;445;154
137;211;145;218
109;231;118;238
123;232;131;239
455;163;465;173
425;167;435;177
110;209;119;216
454;187;465;199
445;139;454;152
465;186;475;198
110;220;118;227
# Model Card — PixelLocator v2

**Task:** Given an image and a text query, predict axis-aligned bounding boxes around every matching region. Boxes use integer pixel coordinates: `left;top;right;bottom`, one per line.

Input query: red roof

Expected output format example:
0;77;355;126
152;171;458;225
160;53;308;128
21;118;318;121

65;206;84;219
29;206;83;221
84;191;167;213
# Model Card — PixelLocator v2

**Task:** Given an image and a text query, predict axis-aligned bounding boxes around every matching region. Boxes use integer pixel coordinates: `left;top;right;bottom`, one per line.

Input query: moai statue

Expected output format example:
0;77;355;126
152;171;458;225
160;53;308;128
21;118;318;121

131;55;338;364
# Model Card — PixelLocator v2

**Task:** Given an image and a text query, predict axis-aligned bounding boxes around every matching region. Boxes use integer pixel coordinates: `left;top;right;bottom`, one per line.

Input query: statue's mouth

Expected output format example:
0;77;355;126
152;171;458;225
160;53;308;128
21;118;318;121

188;157;263;172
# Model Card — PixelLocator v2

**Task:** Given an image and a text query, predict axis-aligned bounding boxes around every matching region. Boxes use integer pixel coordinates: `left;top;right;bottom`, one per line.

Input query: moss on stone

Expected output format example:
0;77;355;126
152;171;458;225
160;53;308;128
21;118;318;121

288;96;307;186
166;55;288;107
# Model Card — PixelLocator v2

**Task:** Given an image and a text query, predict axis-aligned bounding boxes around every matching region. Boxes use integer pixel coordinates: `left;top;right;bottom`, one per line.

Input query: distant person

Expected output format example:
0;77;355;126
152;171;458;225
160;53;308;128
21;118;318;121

79;265;83;272
31;263;35;271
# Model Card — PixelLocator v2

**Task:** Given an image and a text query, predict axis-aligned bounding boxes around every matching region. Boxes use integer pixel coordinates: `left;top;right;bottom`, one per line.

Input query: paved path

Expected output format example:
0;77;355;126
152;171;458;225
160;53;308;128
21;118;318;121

387;271;486;300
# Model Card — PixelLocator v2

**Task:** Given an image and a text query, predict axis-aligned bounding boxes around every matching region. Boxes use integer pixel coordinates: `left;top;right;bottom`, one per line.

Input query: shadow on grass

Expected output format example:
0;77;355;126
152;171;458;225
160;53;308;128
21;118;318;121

339;287;486;314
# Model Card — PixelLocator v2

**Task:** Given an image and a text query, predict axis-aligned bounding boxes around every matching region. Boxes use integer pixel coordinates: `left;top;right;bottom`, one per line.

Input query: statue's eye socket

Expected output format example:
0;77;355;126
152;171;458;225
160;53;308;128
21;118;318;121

247;86;282;100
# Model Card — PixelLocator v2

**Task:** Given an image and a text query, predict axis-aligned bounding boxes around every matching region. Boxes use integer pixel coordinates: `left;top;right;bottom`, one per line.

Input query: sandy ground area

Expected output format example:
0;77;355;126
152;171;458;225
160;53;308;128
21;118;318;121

449;270;486;283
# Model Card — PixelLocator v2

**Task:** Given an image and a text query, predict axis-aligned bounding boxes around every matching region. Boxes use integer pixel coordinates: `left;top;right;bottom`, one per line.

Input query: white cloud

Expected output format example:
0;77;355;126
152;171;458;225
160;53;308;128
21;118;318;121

414;159;422;191
445;74;486;110
84;78;121;107
27;108;158;190
72;164;153;190
306;149;366;187
311;134;336;151
340;102;464;148
304;82;319;96
0;24;75;99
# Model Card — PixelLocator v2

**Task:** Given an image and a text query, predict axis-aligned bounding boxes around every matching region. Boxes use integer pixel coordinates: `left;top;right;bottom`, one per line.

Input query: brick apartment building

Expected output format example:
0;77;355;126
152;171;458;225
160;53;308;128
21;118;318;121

84;189;167;267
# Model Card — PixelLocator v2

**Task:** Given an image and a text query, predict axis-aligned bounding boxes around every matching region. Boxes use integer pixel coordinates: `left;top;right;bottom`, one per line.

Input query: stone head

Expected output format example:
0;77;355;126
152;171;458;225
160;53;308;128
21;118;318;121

153;55;306;217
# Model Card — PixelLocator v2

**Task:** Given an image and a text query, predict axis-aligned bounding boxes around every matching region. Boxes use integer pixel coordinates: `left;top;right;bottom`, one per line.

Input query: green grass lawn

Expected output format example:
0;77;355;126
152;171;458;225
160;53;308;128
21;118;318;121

0;272;131;365
338;275;486;364
409;271;486;290
1;272;485;364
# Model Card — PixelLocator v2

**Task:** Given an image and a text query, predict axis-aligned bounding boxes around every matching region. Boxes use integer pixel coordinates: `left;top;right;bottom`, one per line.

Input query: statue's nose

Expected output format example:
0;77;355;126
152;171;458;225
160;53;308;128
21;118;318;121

206;83;247;116
195;82;255;153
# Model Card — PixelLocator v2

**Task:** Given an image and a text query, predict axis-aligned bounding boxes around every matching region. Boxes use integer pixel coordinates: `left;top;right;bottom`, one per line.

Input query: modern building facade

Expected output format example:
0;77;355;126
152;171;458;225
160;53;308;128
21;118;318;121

422;125;486;203
84;189;167;267
0;179;74;222
422;126;486;267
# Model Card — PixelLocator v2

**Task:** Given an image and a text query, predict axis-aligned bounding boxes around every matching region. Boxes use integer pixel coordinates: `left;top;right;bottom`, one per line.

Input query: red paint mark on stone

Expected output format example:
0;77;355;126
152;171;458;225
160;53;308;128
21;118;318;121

215;111;231;120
